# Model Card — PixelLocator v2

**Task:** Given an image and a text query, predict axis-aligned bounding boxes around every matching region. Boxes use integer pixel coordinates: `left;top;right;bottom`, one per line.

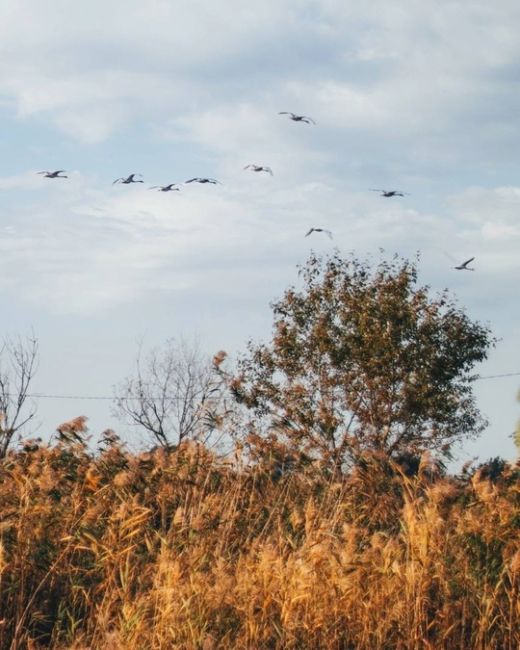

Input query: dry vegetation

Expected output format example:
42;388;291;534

0;430;518;650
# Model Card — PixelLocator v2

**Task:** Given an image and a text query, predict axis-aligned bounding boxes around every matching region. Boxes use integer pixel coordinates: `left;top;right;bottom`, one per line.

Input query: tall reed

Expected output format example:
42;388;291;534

0;438;518;649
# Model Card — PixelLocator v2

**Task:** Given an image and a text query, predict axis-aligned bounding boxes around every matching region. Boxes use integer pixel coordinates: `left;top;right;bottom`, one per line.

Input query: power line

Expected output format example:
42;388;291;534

30;393;115;401
26;393;182;401
2;392;187;402
3;370;518;402
475;372;520;380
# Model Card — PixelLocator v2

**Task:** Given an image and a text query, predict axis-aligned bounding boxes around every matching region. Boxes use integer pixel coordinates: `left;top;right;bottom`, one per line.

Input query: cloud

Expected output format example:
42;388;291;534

0;159;517;319
0;0;517;150
0;171;44;190
0;1;308;141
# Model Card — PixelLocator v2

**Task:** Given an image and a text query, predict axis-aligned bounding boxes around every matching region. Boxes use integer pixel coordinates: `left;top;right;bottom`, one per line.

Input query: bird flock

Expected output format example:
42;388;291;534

36;111;474;271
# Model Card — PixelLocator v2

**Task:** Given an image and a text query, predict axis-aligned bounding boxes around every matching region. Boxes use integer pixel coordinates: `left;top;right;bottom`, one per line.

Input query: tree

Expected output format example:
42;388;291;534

113;339;228;448
0;336;39;457
232;252;494;472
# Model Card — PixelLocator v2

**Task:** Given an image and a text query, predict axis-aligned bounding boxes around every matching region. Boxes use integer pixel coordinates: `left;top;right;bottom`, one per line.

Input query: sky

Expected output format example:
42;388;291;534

0;0;519;464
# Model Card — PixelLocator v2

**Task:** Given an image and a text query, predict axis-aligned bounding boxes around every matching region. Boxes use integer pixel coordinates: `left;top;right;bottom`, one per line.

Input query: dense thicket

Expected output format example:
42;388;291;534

0;437;518;649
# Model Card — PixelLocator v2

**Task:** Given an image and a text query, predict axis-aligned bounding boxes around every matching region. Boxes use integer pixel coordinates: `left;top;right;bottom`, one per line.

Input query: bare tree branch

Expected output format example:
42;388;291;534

113;338;228;448
0;336;39;457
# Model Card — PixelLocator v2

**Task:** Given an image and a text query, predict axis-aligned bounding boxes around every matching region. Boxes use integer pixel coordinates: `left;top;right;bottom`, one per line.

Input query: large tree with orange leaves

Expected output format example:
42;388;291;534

233;252;494;471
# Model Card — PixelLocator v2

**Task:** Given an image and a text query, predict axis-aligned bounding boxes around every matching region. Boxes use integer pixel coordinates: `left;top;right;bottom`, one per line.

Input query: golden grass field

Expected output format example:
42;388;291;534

0;436;519;649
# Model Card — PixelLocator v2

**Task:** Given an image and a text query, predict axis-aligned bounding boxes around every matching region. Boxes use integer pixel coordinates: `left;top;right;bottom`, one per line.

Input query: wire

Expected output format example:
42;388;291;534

30;393;115;400
475;372;520;380
27;393;179;401
1;392;187;402
0;370;515;402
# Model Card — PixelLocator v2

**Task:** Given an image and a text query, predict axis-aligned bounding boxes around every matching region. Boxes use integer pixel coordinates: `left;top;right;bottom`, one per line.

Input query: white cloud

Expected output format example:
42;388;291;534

1;0;517;148
0;171;44;190
0;167;518;317
0;0;304;140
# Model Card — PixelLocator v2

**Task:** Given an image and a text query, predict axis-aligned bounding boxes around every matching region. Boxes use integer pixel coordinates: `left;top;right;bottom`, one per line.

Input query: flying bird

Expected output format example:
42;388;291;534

185;178;220;184
305;228;332;239
369;189;409;197
113;173;144;185
279;112;316;125
244;164;273;175
454;257;475;271
149;184;180;192
37;170;68;179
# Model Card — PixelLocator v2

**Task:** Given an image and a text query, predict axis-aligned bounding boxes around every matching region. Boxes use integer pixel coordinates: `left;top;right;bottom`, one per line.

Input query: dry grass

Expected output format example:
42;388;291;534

0;437;518;649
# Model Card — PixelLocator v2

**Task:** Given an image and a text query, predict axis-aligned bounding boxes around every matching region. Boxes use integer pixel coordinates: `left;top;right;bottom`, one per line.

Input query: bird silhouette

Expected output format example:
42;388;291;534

305;228;332;239
279;112;316;125
185;178;220;184
149;184;180;192
37;170;68;179
244;164;273;175
113;173;144;185
369;189;408;197
454;257;475;271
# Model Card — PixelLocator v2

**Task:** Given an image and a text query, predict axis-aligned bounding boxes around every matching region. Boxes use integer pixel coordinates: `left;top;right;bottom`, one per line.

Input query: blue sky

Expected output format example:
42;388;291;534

0;0;519;463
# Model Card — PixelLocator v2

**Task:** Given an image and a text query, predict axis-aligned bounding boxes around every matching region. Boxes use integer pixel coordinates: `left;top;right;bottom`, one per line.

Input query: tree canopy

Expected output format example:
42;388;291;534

233;252;494;471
